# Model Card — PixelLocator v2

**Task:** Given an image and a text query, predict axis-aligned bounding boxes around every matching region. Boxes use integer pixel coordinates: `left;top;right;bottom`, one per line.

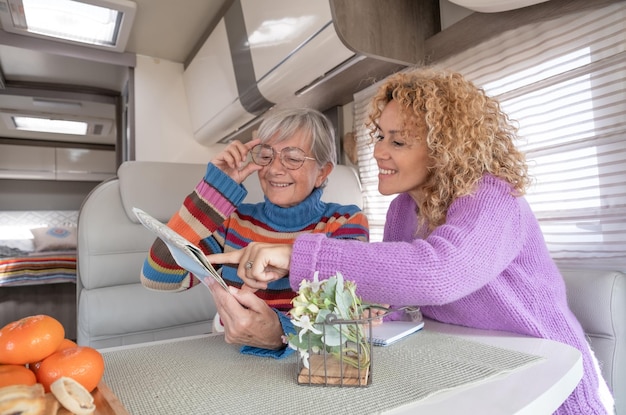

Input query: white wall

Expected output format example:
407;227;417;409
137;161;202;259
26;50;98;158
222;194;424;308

439;0;474;29
340;102;358;168
133;55;224;163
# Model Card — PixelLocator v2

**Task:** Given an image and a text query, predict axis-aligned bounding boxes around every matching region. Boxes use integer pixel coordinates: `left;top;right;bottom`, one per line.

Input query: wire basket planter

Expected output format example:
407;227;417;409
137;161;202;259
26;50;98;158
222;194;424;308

295;309;381;387
288;272;421;387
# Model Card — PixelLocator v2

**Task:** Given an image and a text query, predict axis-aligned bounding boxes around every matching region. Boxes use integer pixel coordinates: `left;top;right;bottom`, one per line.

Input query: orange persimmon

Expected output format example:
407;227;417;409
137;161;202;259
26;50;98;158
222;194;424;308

36;346;105;393
0;315;65;365
30;338;78;375
0;364;37;387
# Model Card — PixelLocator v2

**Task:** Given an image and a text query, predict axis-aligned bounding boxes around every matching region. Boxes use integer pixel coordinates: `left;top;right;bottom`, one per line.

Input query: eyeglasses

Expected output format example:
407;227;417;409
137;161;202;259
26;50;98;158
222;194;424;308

250;144;316;170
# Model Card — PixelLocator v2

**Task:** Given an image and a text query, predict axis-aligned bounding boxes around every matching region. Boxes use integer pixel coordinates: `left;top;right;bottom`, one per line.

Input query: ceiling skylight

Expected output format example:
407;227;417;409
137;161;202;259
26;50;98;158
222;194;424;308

13;116;88;135
0;111;114;136
0;0;136;52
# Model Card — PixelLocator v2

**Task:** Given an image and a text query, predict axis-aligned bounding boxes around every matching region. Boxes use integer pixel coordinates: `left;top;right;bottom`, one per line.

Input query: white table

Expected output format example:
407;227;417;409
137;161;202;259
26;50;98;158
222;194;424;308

387;320;583;414
99;320;582;414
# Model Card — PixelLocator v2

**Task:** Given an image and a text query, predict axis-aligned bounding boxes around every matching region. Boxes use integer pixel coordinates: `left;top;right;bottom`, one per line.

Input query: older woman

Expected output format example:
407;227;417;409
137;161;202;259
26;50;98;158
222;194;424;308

140;108;369;357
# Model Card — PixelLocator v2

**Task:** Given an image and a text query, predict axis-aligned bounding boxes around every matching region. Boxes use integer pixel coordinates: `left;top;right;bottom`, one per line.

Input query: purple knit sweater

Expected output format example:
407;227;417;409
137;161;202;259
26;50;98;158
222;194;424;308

290;175;610;414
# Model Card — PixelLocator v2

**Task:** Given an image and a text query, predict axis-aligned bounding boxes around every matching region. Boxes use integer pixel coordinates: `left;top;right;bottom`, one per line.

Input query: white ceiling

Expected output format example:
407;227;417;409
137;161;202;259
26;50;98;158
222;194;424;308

124;0;228;63
0;0;555;148
0;0;229;146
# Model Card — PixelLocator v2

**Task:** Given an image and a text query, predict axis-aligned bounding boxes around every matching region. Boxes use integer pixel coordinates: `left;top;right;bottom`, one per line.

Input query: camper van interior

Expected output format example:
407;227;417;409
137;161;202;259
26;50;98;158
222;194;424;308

0;0;624;413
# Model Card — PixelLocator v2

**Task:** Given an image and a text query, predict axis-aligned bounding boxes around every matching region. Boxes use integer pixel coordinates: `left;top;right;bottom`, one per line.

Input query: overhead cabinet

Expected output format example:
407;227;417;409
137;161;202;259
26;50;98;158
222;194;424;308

184;0;354;145
0;144;55;180
0;144;116;181
55;148;116;181
183;0;438;145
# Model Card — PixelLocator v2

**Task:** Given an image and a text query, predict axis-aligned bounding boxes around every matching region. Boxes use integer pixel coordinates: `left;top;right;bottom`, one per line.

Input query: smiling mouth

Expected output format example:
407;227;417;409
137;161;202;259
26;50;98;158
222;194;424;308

379;168;397;175
270;182;291;187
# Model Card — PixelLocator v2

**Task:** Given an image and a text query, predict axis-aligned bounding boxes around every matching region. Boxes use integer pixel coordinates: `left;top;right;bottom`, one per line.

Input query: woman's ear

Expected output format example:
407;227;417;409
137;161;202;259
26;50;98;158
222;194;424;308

315;162;334;187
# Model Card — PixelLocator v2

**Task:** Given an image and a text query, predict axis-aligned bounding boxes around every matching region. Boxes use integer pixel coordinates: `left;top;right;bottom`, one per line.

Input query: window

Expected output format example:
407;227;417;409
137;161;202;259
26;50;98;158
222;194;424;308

353;3;626;270
0;0;136;52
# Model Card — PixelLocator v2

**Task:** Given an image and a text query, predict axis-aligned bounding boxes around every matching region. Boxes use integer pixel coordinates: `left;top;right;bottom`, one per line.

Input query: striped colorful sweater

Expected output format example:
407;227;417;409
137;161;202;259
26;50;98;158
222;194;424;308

141;163;369;356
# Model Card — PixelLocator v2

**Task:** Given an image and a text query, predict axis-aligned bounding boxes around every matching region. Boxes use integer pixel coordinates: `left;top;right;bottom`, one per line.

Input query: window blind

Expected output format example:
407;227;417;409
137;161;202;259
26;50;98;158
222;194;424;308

353;84;394;242
353;3;626;270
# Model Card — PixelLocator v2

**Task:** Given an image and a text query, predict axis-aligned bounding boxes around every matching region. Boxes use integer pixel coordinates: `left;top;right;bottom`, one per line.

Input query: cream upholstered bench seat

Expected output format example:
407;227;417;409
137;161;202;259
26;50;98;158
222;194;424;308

76;161;364;348
560;268;625;414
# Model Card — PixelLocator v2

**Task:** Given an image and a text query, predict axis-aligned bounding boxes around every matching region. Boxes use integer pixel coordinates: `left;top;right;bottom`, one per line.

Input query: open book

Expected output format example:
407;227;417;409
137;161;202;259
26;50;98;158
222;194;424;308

369;320;425;346
133;207;229;291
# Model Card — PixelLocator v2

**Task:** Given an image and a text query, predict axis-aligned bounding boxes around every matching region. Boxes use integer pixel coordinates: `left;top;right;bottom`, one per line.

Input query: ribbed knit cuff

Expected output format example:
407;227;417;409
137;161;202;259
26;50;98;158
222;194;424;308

239;310;295;359
203;163;247;206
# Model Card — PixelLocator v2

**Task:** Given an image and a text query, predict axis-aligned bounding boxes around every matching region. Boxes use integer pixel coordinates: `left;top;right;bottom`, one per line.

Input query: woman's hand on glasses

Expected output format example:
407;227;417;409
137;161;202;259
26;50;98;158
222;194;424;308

211;138;263;184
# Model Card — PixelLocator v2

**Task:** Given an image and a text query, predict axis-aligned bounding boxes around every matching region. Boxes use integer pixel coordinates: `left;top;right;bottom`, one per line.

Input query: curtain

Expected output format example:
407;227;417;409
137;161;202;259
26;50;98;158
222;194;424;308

353;3;626;270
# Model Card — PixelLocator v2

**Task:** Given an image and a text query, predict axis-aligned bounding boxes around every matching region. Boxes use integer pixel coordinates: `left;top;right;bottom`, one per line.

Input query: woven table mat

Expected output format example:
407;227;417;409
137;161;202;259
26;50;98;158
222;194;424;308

102;330;542;414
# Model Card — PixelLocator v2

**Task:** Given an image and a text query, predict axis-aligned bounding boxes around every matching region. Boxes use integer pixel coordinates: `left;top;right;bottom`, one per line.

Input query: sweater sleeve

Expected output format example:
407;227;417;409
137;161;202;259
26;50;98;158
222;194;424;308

290;176;524;306
326;207;370;243
239;310;296;359
140;163;247;291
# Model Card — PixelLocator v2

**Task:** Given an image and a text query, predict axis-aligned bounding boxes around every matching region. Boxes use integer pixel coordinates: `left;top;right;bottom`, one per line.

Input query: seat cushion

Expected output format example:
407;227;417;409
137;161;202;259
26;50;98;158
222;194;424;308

560;268;625;412
77;283;217;348
119;161;207;223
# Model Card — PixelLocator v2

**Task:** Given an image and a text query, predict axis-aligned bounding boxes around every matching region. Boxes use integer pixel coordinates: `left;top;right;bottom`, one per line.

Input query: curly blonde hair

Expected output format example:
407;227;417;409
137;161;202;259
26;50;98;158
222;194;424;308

367;67;531;233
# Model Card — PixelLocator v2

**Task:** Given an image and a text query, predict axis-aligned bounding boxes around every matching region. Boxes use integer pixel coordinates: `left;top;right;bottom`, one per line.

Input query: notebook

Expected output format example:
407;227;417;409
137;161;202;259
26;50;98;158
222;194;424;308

368;320;425;346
